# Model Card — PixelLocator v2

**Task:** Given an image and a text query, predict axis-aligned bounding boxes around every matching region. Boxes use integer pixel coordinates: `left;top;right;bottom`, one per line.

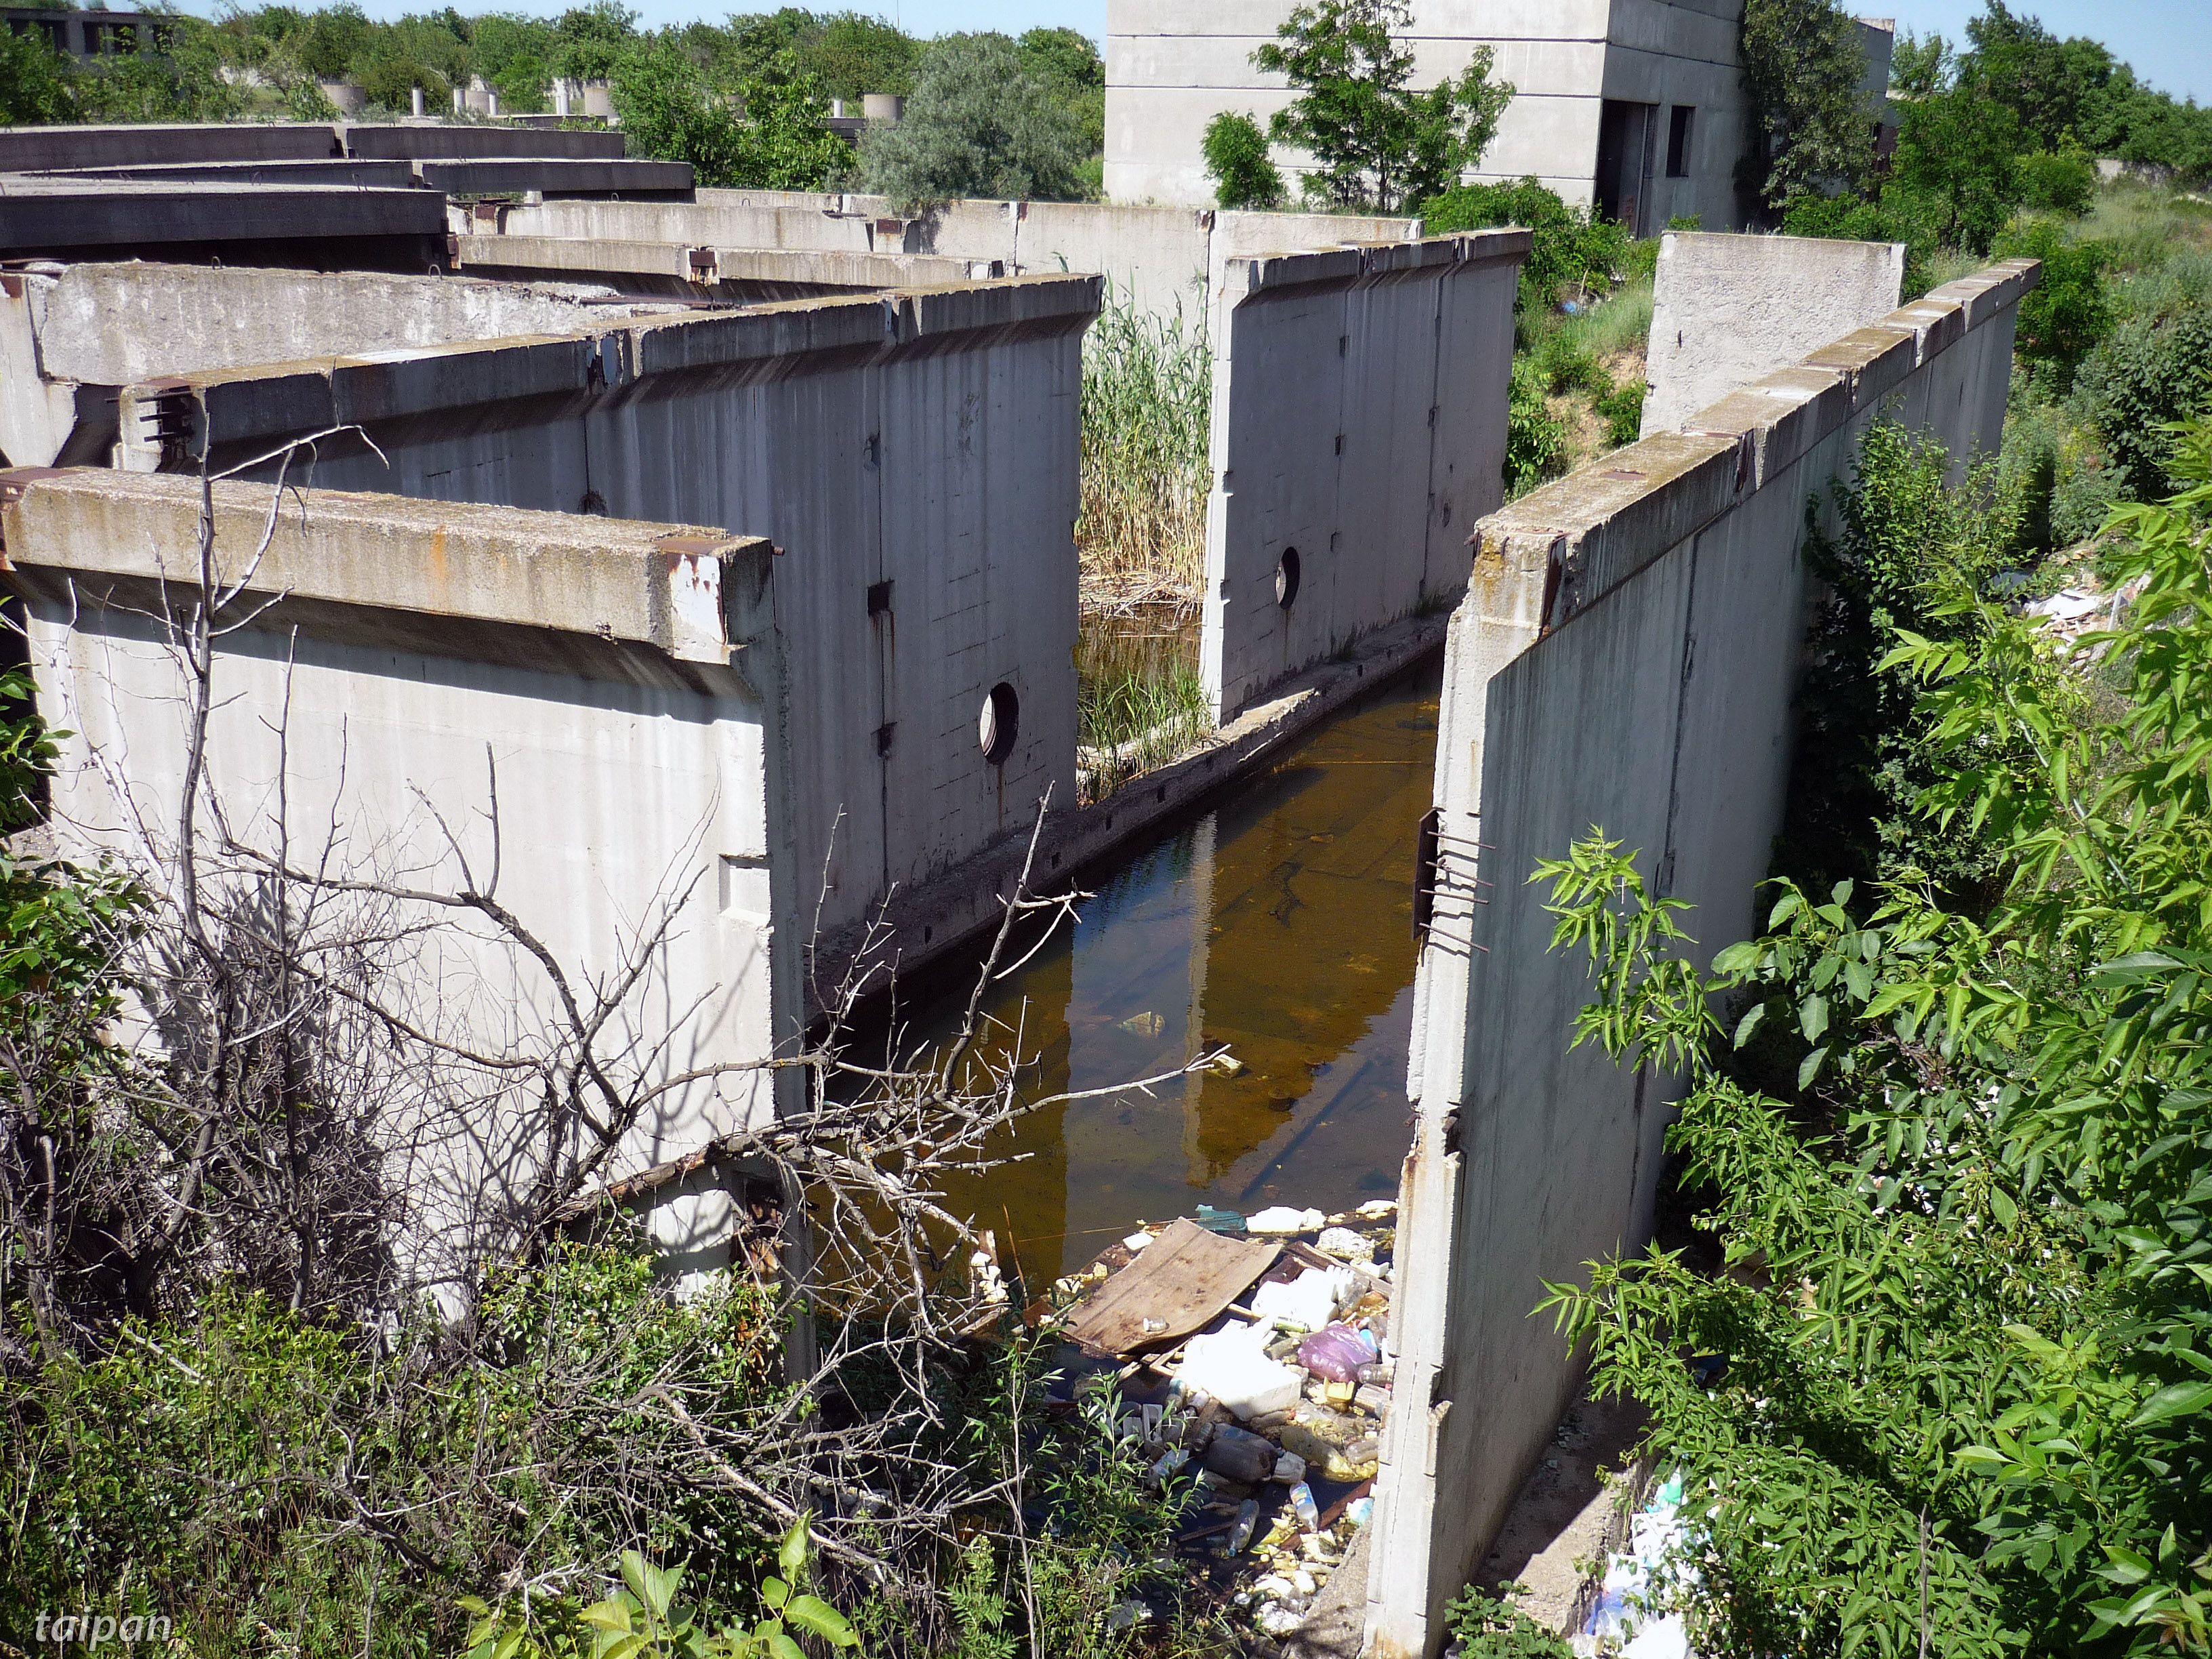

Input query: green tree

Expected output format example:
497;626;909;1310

358;55;448;112
857;33;1088;209
1996;219;2110;390
1890;79;2024;254
1889;28;1951;98
1018;24;1103;155
552;0;636;83
0;29;77;124
1536;419;2212;1656
291;0;371;78
1202;110;1284;210
612;40;847;192
812;9;921;102
1252;0;1513;213
1965;1;2117;154
1737;0;1875;213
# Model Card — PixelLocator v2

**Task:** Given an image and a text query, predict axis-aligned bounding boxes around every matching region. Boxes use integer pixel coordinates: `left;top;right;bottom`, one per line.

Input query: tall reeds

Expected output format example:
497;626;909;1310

1078;289;1212;607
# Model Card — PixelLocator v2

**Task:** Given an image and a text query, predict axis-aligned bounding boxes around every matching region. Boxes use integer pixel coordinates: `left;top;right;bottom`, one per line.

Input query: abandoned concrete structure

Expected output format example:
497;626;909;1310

1365;253;2037;1656
2;472;797;1278
0;261;683;469
1105;3;1896;235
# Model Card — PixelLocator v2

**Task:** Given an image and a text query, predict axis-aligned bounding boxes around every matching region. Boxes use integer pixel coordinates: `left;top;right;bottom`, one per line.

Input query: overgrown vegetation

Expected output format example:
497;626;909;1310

1077;291;1213;607
0;5;1107;201
1536;412;2212;1653
1078;668;1214;804
0;465;1224;1654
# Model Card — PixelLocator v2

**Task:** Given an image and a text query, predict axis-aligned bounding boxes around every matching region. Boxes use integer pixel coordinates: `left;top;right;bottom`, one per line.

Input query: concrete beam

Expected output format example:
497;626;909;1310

0;121;342;173
415;157;693;197
342;122;628;161
0;178;446;265
26;159;416;188
0;467;767;679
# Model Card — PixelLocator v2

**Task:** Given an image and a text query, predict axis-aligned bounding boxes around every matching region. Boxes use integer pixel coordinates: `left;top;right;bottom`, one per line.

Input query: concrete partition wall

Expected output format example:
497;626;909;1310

1;472;798;1281
1641;231;1908;436
113;276;1098;980
1201;230;1525;722
488;191;1416;327
1364;257;2038;1657
0;262;678;468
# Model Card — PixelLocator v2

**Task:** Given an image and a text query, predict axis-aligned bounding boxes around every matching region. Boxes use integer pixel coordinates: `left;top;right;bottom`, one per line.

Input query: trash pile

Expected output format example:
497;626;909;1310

1575;1471;1694;1658
1033;1198;1401;1644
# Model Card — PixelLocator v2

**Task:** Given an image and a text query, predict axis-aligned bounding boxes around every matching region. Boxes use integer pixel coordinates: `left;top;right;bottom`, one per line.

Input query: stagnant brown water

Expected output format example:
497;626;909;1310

882;656;1442;1278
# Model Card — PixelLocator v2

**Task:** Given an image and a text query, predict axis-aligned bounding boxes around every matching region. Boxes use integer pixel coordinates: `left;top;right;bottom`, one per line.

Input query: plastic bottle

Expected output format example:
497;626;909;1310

1227;1498;1258;1555
1289;1481;1320;1531
1297;1323;1378;1383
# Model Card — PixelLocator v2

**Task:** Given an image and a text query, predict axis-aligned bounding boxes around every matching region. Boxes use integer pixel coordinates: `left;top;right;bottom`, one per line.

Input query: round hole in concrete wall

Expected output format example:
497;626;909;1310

1275;546;1302;609
979;682;1019;766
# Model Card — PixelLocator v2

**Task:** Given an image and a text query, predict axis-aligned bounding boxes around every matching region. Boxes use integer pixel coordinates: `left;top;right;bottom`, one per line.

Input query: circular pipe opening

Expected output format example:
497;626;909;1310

1275;546;1302;609
979;681;1019;766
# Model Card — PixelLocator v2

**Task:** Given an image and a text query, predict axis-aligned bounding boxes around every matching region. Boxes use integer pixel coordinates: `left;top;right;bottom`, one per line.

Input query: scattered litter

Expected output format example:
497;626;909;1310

1246;1204;1326;1235
1181;1320;1303;1420
1105;1599;1151;1631
1120;1010;1166;1037
1252;1265;1352;1330
1037;1195;1397;1641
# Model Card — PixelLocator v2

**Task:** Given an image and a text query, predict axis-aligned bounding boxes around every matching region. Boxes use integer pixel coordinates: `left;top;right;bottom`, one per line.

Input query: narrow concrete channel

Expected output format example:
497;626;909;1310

884;654;1443;1279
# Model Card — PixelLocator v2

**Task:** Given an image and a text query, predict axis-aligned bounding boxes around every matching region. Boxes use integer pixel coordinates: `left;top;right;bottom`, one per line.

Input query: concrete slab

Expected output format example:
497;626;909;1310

342;121;627;161
415;157;693;197
0;121;341;173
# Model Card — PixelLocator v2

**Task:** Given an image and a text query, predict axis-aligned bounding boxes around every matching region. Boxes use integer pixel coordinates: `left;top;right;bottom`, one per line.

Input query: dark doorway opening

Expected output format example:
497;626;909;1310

1595;99;1659;234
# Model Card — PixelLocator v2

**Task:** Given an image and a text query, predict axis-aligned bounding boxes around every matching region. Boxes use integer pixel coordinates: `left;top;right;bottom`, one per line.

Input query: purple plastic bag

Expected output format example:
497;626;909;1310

1296;1322;1376;1382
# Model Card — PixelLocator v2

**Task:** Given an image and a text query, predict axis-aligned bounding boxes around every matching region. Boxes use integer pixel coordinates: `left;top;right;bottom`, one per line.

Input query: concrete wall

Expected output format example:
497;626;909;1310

487;191;1416;329
1201;230;1525;721
1104;0;1753;232
111;276;1097;972
0;262;678;469
1642;230;1906;435
1;471;798;1281
1364;255;2037;1656
0;119;627;174
449;235;987;302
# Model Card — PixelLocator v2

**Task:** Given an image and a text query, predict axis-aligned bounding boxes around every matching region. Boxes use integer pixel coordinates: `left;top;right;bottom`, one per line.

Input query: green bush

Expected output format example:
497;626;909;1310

1889;81;2024;254
2070;307;2212;500
1202;110;1284;210
1421;176;1630;325
612;40;848;191
1445;1584;1573;1658
1532;327;1605;398
1994;220;2112;392
857;33;1089;208
0;29;77;124
1597;377;1647;448
1505;354;1568;499
2017;144;2098;216
358;54;447;110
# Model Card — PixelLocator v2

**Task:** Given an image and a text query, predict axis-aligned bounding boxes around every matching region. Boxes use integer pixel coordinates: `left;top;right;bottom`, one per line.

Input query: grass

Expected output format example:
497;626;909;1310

1078;288;1212;607
1077;665;1213;804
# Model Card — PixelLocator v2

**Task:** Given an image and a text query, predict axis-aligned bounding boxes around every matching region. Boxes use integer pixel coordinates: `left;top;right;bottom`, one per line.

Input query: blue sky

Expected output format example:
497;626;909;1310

179;0;2210;104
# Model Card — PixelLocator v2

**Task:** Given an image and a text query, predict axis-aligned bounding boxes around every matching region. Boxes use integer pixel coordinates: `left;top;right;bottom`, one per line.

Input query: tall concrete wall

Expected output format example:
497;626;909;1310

112;277;1097;974
1364;255;2037;1656
1642;230;1907;436
1201;230;1525;721
1;472;797;1282
487;192;1416;329
1105;0;1752;233
0;262;678;468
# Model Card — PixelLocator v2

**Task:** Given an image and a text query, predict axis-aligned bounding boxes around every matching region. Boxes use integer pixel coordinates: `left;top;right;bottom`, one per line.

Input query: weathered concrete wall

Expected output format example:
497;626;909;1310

1642;230;1908;436
0;177;447;267
1202;230;1525;721
1;470;796;1280
0;121;343;173
1364;255;2038;1657
487;192;1416;327
449;234;985;301
112;277;1097;971
0;262;678;469
1104;0;1753;232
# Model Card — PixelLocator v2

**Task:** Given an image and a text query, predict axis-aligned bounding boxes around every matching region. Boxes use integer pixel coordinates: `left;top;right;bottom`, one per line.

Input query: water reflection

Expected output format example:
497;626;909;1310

890;659;1441;1278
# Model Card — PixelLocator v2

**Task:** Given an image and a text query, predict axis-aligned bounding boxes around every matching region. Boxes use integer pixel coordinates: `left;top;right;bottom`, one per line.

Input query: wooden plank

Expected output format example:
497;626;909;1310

1062;1218;1282;1356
